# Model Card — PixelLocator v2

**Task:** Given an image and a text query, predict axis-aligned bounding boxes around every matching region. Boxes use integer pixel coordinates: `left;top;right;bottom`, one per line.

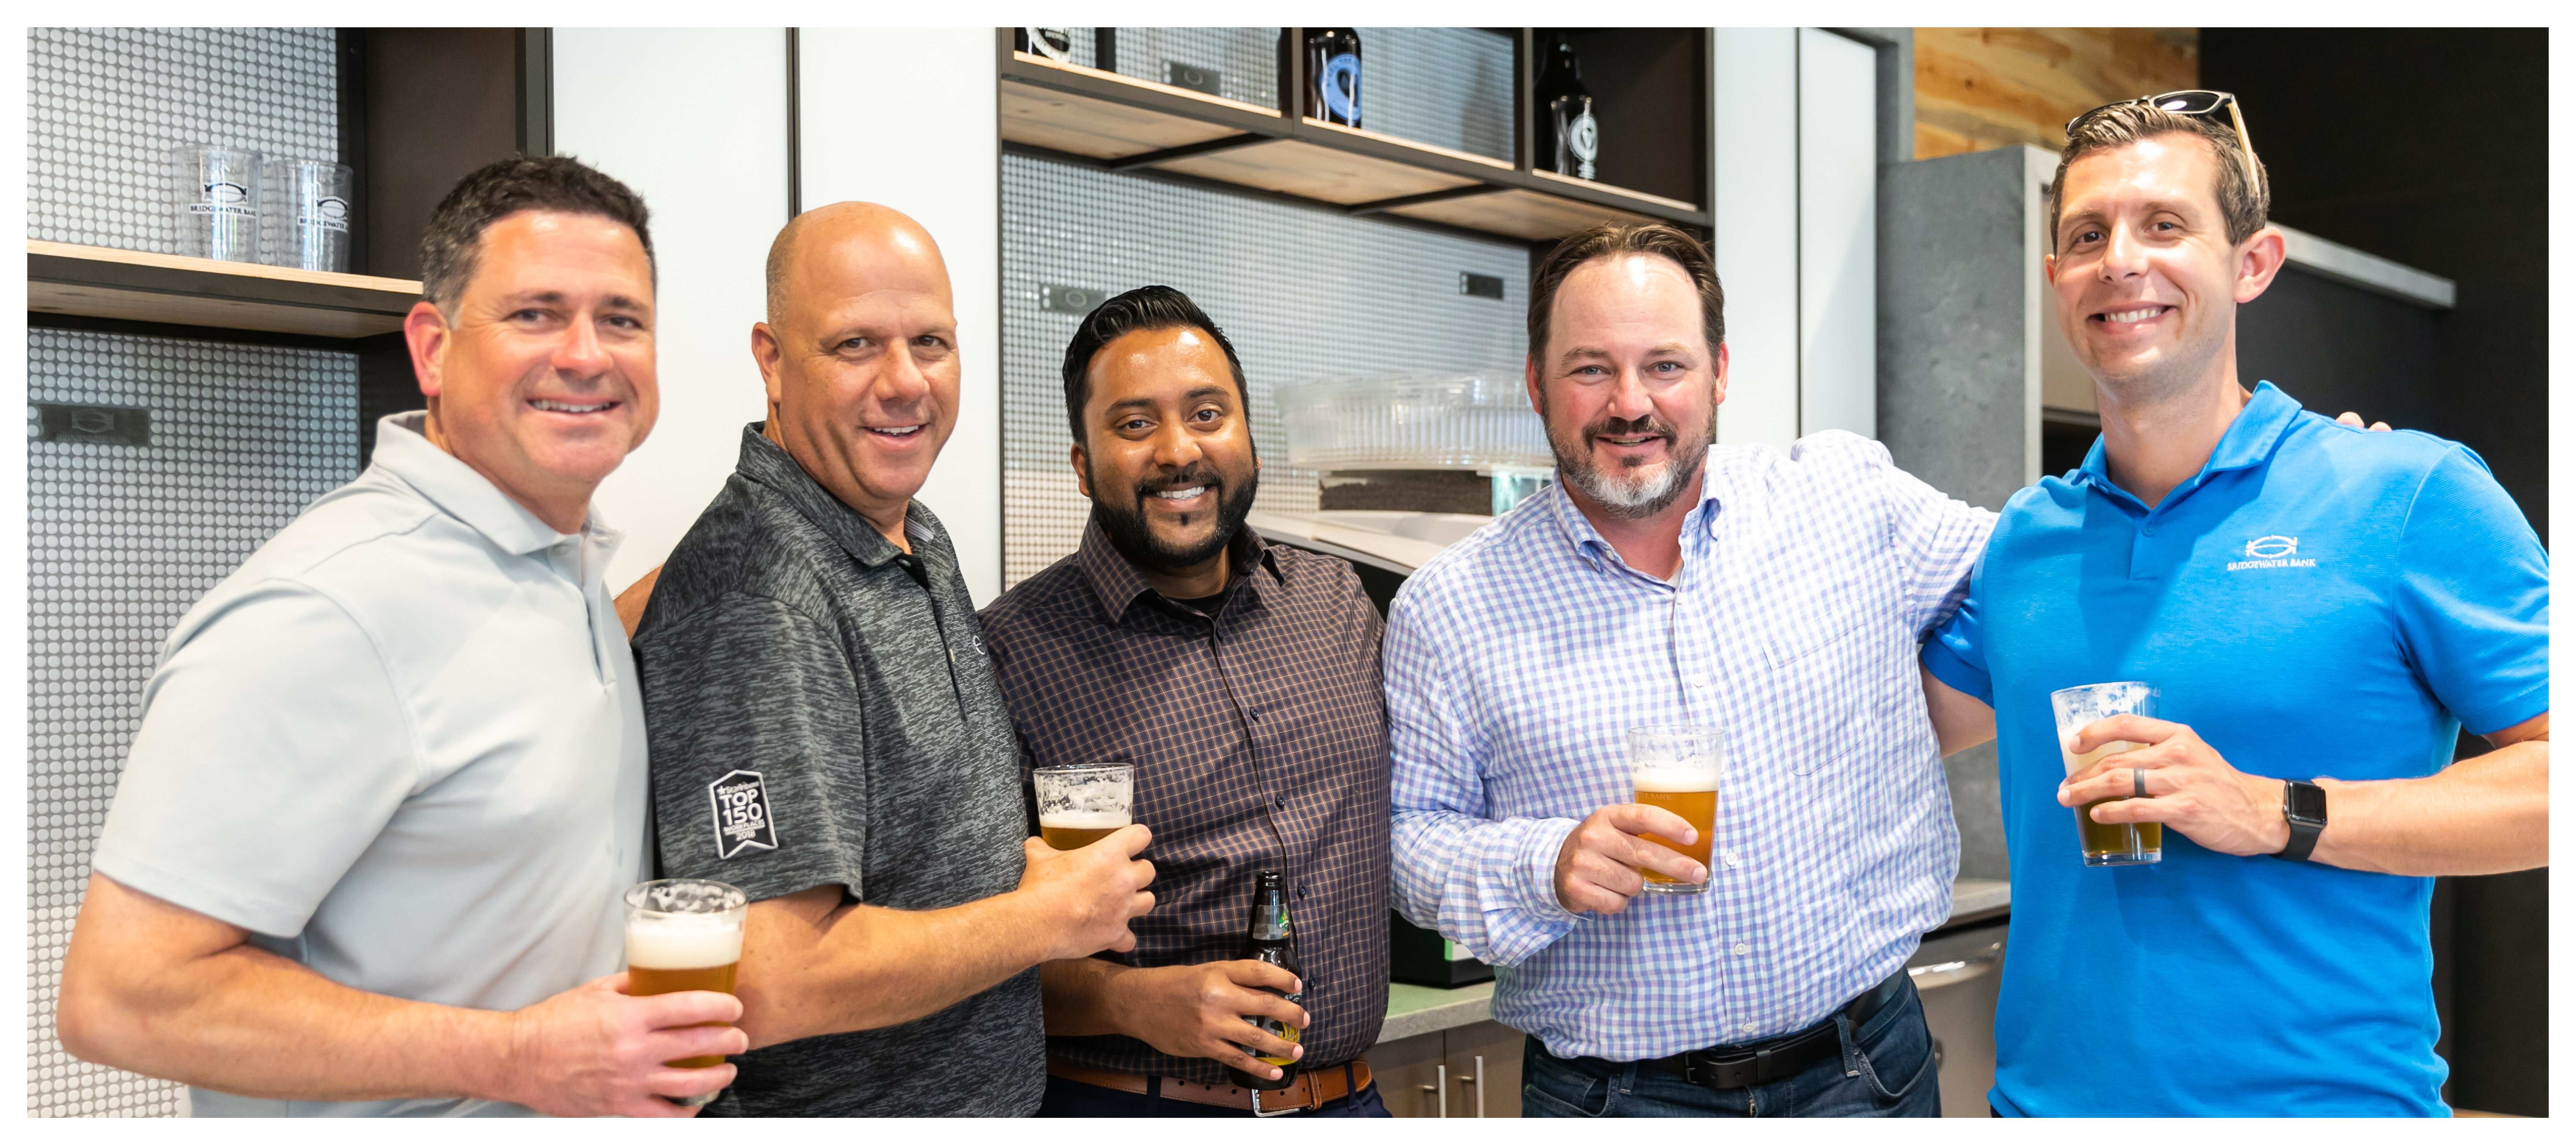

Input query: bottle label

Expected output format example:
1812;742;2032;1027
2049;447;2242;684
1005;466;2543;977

1320;52;1362;123
1569;111;1598;180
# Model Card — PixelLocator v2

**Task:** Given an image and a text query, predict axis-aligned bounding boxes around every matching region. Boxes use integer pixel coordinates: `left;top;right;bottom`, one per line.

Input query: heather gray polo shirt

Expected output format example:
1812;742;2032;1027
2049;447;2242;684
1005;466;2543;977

94;411;649;1118
632;425;1041;1117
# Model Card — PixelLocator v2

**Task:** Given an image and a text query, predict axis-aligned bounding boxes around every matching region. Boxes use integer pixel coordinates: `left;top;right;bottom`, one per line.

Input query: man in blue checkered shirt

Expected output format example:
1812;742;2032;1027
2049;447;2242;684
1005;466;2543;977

1385;222;1993;1117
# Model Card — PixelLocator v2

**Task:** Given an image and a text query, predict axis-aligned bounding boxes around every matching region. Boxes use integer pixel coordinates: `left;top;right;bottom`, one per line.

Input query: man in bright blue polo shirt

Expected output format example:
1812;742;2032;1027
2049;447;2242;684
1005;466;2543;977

1918;94;2548;1116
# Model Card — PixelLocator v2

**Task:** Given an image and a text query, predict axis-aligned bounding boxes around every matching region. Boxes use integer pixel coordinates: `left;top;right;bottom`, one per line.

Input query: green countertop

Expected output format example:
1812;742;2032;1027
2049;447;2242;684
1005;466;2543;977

1373;877;2010;1045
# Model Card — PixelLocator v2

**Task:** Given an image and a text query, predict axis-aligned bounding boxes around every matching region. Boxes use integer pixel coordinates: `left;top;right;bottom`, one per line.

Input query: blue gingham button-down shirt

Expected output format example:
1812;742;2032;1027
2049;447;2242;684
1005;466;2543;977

1385;431;1995;1061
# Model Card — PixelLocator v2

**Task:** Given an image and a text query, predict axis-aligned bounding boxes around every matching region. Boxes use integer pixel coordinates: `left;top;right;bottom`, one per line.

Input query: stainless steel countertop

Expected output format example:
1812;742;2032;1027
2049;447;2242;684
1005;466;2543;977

1375;876;2011;1044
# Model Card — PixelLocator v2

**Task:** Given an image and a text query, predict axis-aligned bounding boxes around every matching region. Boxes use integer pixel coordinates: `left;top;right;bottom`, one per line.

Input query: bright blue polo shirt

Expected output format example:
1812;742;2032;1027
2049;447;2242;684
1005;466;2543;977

1922;382;2547;1117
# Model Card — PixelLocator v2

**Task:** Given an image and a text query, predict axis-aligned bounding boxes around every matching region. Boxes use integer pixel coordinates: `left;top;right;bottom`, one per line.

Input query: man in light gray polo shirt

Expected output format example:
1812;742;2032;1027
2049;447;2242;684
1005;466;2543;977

58;157;743;1117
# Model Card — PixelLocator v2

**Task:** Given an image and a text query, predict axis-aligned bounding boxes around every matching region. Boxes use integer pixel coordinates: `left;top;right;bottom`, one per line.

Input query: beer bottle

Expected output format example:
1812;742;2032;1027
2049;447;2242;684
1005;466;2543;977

1537;34;1599;181
1228;869;1306;1091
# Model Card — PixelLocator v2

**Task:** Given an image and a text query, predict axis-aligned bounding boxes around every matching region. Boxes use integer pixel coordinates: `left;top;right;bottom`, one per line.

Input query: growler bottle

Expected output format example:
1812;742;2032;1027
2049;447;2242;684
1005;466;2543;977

1227;869;1306;1091
1537;34;1598;180
1285;28;1363;128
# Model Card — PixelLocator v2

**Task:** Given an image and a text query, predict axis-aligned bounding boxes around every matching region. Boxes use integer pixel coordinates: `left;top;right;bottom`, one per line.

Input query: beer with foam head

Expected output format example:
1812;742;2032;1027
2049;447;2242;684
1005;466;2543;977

1629;725;1725;895
1039;809;1132;851
1032;763;1133;850
624;878;748;1104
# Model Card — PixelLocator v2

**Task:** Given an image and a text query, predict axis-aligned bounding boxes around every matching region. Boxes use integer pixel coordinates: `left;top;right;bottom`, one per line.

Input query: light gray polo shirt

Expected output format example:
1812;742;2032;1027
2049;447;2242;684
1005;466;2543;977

93;411;650;1118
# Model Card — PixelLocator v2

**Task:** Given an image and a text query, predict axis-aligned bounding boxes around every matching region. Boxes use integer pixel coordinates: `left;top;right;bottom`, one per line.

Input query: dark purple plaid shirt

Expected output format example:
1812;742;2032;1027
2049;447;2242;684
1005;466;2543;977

977;518;1392;1084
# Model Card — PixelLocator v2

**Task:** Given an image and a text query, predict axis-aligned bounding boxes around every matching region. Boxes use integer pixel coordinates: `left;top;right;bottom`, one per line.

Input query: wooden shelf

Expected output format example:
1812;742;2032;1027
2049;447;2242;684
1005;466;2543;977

29;240;421;339
1385;187;1662;242
996;33;1709;242
1000;83;1246;161
1159;137;1482;206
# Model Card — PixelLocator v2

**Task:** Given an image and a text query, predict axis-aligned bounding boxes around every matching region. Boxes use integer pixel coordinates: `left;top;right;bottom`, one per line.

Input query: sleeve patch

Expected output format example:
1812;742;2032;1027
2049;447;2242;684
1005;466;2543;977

708;770;779;858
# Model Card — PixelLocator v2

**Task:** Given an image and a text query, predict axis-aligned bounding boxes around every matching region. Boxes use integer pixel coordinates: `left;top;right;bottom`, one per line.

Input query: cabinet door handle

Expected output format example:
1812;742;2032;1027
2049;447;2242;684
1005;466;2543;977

1473;1055;1487;1118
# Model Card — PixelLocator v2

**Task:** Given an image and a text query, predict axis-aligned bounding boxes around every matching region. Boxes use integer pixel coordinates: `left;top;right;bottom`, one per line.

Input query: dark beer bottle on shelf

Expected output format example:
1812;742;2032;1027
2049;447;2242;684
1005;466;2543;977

1287;27;1363;128
1537;33;1598;180
1228;869;1306;1091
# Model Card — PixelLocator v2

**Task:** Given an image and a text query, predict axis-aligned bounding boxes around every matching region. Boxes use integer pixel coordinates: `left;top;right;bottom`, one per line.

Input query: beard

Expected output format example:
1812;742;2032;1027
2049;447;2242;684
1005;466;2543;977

1544;403;1714;521
1089;458;1261;574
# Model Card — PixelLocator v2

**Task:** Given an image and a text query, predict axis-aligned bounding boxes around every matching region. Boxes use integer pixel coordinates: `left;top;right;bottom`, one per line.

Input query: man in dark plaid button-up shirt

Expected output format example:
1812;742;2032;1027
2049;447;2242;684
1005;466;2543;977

979;286;1392;1118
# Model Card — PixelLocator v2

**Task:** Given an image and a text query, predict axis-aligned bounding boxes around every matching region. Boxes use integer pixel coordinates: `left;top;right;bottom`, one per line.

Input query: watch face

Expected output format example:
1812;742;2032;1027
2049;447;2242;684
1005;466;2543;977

2286;781;2327;822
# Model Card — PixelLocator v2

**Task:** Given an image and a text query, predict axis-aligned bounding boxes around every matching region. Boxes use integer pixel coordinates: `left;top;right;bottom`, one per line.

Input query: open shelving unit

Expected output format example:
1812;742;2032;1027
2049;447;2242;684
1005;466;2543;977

29;240;422;339
997;28;1710;243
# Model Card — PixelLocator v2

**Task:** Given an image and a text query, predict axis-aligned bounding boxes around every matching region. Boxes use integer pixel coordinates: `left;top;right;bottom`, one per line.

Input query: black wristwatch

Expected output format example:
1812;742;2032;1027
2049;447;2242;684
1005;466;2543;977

2272;779;2328;862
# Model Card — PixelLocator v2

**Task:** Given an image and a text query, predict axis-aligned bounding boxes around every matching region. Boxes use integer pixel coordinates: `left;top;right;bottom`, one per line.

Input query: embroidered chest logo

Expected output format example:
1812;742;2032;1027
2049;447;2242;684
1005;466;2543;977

2227;535;2316;571
708;770;779;858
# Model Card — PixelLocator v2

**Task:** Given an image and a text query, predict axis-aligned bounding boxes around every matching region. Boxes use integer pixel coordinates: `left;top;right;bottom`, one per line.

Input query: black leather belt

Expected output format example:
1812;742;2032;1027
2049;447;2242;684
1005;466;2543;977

1643;965;1909;1091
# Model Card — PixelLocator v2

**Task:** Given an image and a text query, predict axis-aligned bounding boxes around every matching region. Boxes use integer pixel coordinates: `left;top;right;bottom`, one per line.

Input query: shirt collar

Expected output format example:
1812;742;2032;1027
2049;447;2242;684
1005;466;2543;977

732;423;939;570
369;411;611;562
2076;381;2304;505
1543;452;1728;570
1075;512;1282;626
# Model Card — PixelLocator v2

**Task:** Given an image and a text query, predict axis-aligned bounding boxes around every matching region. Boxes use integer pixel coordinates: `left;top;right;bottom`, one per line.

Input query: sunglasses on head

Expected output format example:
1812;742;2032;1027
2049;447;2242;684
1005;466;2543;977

2065;90;2264;197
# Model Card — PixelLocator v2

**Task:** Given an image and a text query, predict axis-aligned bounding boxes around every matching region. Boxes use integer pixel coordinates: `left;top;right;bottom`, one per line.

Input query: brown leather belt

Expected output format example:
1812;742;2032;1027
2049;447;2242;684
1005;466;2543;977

1048;1057;1372;1115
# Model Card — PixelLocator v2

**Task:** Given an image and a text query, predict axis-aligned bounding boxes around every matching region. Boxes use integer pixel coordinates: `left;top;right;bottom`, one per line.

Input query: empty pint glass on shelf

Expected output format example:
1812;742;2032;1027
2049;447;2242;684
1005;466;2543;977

172;145;263;263
623;878;747;1106
1629;725;1723;895
260;158;353;272
2049;682;2163;866
1033;763;1133;850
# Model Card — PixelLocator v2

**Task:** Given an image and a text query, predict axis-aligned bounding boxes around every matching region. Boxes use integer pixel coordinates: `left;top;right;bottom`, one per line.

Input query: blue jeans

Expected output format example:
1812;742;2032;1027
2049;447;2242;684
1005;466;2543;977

1523;976;1940;1117
1036;1075;1391;1118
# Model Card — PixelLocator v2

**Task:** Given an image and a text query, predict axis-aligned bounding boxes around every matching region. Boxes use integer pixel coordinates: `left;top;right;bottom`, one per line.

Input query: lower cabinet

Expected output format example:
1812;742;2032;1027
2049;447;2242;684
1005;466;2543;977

1372;1020;1525;1118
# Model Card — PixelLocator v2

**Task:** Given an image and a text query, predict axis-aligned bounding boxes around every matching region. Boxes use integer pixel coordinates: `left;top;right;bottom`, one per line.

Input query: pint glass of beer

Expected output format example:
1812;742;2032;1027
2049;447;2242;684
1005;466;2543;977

2049;682;2162;866
623;878;748;1106
1628;725;1723;895
1033;763;1133;850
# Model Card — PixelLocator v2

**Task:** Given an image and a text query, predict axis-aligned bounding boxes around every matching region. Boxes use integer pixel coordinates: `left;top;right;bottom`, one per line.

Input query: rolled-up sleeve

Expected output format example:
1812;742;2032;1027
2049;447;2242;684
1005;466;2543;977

1383;588;1580;966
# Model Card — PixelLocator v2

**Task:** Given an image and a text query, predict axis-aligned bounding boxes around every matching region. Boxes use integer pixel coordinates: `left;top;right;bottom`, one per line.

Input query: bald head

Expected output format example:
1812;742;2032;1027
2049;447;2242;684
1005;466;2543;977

765;201;950;328
749;200;963;545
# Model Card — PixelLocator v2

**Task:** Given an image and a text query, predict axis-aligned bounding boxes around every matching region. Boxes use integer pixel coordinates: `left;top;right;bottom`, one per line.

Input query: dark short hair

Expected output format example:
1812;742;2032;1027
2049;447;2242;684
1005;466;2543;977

419;155;655;314
1059;285;1250;447
2049;102;2269;252
1527;222;1725;364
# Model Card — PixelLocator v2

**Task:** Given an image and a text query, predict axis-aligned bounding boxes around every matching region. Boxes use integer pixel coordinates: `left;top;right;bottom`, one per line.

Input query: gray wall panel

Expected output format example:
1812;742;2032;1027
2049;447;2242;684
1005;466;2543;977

27;27;339;253
27;26;353;1118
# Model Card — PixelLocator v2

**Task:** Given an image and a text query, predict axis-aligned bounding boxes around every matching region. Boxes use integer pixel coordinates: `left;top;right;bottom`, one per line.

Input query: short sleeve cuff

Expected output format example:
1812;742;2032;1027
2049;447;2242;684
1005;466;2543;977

1922;638;1993;706
91;843;309;939
2458;682;2549;741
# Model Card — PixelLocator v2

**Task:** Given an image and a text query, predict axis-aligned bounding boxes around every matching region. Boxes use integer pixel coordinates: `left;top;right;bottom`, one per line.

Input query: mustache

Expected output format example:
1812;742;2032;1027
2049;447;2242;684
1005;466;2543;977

1136;465;1224;498
1587;412;1678;441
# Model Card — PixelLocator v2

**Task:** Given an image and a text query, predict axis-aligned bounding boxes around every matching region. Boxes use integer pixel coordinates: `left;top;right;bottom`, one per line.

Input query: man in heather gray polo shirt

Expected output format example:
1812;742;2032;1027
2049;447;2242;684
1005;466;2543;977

631;202;1155;1116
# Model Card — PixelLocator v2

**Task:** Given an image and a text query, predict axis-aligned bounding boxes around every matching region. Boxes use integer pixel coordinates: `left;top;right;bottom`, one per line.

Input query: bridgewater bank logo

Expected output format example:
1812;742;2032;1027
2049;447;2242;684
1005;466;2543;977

2227;535;2316;571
